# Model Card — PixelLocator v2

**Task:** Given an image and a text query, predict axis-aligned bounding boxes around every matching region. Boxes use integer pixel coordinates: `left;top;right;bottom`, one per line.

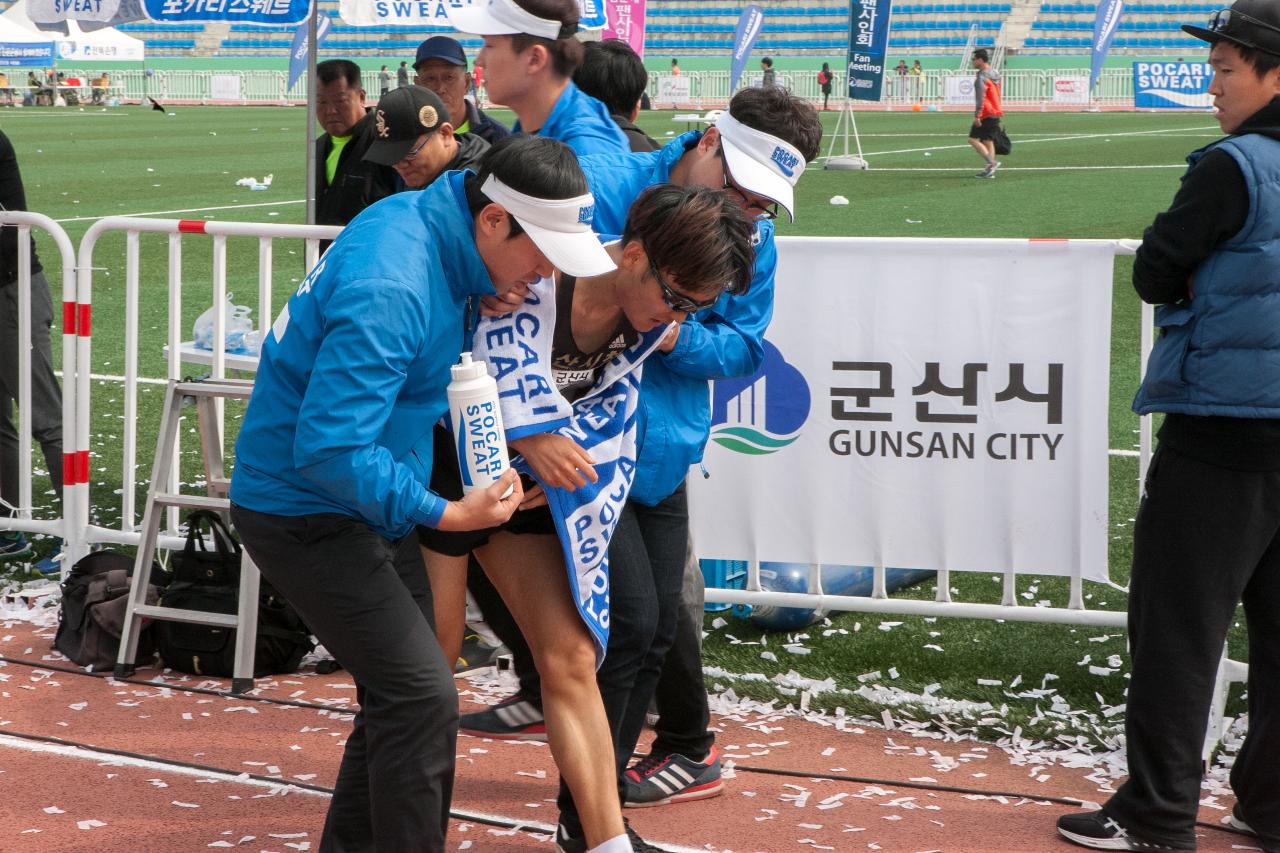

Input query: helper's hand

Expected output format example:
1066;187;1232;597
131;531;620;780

520;483;548;510
658;323;681;354
510;433;598;491
436;469;523;530
479;283;531;317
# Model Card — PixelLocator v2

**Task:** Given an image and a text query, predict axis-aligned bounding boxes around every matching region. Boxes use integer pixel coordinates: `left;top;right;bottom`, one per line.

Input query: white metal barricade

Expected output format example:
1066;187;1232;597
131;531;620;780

0;212;77;571
72;217;340;565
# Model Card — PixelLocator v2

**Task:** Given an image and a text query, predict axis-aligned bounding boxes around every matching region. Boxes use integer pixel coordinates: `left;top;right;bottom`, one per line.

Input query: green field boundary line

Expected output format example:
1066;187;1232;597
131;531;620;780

860;123;1220;158
55;198;305;223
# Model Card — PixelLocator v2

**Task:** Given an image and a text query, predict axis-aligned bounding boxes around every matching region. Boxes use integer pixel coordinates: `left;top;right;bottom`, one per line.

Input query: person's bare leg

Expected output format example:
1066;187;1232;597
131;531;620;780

422;547;468;667
968;136;993;165
475;532;625;848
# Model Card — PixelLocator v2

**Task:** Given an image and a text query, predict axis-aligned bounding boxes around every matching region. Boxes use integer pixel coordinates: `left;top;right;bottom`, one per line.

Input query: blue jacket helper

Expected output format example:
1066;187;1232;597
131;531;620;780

514;80;629;159
230;171;493;540
578;132;778;506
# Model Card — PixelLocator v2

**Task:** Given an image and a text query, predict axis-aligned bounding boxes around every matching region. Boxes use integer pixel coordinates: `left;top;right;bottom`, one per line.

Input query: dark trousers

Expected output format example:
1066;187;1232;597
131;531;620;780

231;505;459;853
557;485;690;833
0;272;64;514
1104;446;1280;848
651;540;713;760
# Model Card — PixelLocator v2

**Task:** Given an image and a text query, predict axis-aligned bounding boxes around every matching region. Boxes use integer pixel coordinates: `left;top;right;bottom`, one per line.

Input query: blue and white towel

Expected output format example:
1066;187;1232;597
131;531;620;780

471;275;670;664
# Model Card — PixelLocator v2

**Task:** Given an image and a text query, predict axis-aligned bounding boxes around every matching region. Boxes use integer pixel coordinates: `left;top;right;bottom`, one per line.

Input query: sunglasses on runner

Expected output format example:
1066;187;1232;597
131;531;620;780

1207;7;1280;37
650;259;719;313
721;171;780;222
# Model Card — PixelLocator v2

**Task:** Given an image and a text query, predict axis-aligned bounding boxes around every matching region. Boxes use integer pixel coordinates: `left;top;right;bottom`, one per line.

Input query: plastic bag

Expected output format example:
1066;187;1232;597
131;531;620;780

193;293;261;356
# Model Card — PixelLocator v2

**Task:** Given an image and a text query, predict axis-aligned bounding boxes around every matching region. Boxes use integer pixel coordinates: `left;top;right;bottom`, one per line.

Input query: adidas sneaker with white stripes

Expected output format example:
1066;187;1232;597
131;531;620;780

458;694;547;742
624;746;724;808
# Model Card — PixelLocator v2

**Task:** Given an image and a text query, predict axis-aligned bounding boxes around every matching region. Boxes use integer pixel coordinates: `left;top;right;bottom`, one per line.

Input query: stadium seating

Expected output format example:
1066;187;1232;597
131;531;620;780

1026;0;1208;51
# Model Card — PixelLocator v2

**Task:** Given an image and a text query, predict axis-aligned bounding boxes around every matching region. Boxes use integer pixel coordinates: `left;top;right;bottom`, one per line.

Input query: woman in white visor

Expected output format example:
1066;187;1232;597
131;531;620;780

450;0;630;158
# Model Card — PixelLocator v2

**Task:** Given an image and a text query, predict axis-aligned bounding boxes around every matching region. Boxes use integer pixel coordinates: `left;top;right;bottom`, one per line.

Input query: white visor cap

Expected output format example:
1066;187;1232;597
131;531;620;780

448;0;565;39
714;111;807;223
481;175;616;279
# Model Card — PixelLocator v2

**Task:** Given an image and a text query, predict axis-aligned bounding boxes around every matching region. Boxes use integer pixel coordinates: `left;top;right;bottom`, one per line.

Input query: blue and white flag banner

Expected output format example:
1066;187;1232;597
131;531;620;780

0;41;53;66
847;0;893;101
144;0;310;25
1089;0;1123;91
1132;61;1213;109
577;0;606;29
470;274;670;662
689;237;1115;582
338;0;473;27
729;4;763;91
287;10;330;90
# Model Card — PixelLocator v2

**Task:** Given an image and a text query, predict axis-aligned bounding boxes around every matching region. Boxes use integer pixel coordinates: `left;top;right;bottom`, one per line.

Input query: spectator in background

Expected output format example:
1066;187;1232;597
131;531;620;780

314;59;397;236
91;72;109;105
449;0;628;160
670;57;681;76
574;39;659;152
379;64;392;95
818;61;833;110
472;64;485;102
364;86;489;190
895;59;908;75
968;48;1002;179
414;35;511;145
397;60;410;88
760;56;776;88
0;129;63;571
911;58;924;76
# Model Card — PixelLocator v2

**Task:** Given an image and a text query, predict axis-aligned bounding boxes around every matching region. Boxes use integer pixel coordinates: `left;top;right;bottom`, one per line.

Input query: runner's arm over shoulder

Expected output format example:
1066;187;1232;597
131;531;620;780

292;278;447;530
659;230;777;381
1132;149;1248;305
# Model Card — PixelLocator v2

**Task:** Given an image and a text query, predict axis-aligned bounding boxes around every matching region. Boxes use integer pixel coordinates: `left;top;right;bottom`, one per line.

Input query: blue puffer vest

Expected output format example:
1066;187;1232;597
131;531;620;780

1133;132;1280;418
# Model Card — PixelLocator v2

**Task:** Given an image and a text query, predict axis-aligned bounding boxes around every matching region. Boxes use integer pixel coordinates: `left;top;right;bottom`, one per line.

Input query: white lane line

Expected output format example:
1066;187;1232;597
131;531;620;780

1109;449;1140;457
860;124;1221;158
54;198;304;223
0;111;127;117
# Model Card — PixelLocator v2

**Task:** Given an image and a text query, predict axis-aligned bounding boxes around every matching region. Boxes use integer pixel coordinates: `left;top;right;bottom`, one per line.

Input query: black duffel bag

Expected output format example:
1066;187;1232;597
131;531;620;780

154;511;313;678
54;550;165;671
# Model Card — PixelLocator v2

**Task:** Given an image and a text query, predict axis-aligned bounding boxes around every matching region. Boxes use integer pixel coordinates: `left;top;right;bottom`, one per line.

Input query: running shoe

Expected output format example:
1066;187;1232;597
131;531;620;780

1057;810;1192;850
458;693;546;741
624;745;724;807
554;819;662;853
0;531;33;561
34;543;62;577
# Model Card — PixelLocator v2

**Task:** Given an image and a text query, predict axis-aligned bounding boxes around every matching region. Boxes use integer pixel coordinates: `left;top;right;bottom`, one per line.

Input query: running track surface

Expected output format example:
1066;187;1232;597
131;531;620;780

0;616;1254;853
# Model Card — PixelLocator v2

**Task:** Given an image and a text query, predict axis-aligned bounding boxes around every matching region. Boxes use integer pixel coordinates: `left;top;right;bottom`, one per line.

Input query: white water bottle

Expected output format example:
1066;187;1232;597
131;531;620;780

447;352;511;496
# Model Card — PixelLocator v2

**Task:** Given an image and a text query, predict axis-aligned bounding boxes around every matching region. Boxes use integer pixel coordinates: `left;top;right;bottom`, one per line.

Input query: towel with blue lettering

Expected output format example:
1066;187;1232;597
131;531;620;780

471;274;670;664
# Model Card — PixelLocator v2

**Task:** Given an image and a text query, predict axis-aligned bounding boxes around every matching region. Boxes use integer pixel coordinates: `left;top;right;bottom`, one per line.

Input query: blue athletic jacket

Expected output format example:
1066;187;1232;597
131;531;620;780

578;132;778;506
230;171;490;539
1133;133;1280;418
514;80;629;159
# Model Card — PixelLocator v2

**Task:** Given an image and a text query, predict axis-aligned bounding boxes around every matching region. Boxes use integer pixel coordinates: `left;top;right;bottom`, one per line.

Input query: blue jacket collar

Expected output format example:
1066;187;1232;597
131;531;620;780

516;80;583;137
426;171;496;301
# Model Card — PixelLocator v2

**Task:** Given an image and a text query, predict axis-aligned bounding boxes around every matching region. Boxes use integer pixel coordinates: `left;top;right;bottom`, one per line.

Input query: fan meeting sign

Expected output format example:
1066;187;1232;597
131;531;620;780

1133;61;1213;109
688;237;1115;582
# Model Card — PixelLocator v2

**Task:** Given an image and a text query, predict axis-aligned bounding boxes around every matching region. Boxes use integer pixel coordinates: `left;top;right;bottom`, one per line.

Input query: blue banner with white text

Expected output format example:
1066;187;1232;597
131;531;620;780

0;42;54;66
729;5;763;91
1089;0;1123;91
847;0;892;101
1132;61;1213;109
287;11;331;90
577;0;606;29
144;0;310;25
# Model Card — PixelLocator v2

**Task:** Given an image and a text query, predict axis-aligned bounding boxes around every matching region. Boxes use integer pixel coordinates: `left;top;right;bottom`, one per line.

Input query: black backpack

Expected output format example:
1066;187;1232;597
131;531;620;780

154;511;314;678
994;123;1013;156
54;550;166;671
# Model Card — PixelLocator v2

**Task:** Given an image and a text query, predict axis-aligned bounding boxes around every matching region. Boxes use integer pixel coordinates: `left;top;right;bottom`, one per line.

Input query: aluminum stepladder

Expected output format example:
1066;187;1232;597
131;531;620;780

114;378;262;694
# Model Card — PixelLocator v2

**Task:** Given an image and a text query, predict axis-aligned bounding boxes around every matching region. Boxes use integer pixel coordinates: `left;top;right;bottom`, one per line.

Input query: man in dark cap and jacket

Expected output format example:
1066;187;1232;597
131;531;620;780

414;35;511;146
364;85;488;190
1057;3;1280;850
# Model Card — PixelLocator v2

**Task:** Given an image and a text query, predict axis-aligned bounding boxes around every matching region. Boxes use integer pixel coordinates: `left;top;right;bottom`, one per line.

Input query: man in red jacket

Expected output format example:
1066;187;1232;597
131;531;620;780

968;48;1003;178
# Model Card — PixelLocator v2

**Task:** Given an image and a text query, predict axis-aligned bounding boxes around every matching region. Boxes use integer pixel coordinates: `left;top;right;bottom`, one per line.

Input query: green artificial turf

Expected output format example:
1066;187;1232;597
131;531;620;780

0;104;1246;746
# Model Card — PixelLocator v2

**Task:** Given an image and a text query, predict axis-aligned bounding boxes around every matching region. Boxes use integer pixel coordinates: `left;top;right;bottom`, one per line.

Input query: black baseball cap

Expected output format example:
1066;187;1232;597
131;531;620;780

415;35;468;70
1183;0;1280;55
364;86;452;166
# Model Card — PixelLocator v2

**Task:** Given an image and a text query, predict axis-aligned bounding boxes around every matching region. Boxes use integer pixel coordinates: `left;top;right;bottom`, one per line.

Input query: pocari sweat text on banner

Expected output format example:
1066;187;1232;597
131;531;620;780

688;237;1115;582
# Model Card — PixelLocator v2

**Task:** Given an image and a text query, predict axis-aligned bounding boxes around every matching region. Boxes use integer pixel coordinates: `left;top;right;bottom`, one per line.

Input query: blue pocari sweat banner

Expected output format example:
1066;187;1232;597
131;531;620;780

847;0;892;101
287;11;331;90
1089;0;1123;91
729;5;764;91
1132;61;1213;109
577;0;606;29
144;0;309;25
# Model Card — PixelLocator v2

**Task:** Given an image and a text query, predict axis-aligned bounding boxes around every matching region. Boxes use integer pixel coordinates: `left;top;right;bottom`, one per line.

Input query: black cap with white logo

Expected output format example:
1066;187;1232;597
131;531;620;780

1183;0;1280;56
364;86;452;166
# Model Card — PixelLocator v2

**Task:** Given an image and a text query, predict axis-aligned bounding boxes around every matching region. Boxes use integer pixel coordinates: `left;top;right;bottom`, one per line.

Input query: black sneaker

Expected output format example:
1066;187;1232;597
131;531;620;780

1057;810;1192;850
1225;806;1280;853
554;823;587;853
458;693;546;741
624;818;662;852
